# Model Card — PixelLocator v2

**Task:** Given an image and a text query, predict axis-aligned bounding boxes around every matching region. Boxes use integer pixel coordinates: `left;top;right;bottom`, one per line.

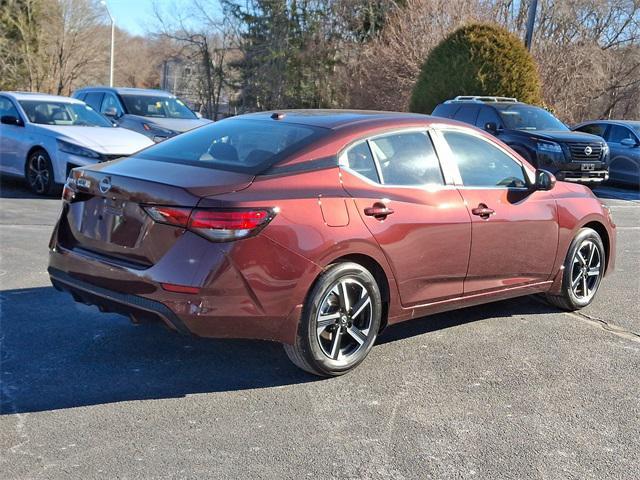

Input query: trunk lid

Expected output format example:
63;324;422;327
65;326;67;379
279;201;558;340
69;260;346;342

57;158;254;267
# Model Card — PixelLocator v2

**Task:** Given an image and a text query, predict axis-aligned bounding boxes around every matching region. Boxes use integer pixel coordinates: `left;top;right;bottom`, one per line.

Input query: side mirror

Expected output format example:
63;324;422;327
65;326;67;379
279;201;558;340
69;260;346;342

103;107;118;118
620;138;637;147
534;169;556;191
484;122;498;134
195;112;203;119
1;115;24;126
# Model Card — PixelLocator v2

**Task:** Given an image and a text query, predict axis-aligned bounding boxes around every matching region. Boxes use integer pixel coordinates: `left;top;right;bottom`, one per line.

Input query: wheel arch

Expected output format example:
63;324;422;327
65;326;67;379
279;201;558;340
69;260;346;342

582;220;611;274
321;253;392;333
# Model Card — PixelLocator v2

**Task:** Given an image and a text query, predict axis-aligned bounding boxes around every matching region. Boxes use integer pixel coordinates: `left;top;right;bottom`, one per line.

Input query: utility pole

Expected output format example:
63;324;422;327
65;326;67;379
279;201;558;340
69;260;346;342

524;0;538;51
101;1;115;86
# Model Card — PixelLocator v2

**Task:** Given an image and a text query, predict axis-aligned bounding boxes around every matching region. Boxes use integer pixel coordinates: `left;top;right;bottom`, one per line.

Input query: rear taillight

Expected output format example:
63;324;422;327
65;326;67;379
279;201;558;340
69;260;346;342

143;206;276;242
62;176;76;202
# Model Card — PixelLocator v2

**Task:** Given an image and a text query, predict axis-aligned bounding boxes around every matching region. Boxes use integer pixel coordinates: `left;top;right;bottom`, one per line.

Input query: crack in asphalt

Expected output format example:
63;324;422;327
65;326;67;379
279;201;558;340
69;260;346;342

564;310;640;343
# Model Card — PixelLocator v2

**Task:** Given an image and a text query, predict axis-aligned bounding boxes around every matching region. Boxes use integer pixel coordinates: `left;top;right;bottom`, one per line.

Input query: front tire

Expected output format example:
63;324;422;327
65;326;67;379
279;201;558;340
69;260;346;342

25;149;57;195
284;262;382;377
545;228;605;311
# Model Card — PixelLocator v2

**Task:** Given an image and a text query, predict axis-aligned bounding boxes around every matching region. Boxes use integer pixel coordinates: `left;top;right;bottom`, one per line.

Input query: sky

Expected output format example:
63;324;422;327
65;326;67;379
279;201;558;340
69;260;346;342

104;0;217;36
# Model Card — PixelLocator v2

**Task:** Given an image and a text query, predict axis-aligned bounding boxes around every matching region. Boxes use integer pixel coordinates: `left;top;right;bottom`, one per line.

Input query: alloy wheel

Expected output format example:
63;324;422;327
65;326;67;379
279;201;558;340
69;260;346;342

27;153;50;194
315;278;373;363
570;239;602;301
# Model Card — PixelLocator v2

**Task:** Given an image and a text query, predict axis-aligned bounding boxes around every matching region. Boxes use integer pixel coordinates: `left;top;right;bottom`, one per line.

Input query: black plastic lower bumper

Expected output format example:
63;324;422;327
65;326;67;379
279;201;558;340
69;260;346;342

48;267;190;335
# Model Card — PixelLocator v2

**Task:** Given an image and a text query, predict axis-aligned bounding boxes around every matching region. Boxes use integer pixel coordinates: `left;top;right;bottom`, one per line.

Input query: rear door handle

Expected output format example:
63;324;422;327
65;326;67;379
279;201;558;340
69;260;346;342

471;204;495;219
364;204;394;219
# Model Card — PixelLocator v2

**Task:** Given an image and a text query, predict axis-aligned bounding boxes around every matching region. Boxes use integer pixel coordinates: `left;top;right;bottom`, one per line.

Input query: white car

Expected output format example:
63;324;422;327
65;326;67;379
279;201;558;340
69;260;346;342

0;92;154;195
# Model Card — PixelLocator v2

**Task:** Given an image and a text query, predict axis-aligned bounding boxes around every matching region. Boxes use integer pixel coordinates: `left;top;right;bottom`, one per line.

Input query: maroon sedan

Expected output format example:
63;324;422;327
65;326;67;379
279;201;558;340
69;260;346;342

49;110;616;376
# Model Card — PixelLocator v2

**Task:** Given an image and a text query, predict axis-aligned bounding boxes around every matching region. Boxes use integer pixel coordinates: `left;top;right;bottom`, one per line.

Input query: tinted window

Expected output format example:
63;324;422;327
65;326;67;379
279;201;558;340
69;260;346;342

135;118;328;173
432;103;460;118
608;125;637;144
83;92;104;111
101;93;123;116
0;97;20;118
476;106;502;129
443;130;527;188
454;105;480;125
369;131;443;186
495;104;568;131
18;100;113;127
575;123;607;137
120;94;196;119
345;142;379;183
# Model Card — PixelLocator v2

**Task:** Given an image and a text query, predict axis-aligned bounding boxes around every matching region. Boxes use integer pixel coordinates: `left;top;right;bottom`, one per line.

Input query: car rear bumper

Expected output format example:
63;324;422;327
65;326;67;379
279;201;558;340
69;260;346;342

556;170;609;183
48;231;321;344
49;266;190;334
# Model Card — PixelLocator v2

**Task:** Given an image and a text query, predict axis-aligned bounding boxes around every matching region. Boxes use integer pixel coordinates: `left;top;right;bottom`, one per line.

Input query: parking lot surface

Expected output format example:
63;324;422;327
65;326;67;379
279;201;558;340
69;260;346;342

1;177;639;479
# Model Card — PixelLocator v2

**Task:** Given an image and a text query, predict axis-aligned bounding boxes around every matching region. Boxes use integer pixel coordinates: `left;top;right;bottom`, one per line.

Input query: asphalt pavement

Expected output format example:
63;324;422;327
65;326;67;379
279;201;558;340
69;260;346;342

1;176;639;479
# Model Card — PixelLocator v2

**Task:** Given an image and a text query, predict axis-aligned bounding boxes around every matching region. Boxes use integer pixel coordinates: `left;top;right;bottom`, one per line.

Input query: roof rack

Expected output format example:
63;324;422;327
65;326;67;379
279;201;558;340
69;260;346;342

448;95;519;103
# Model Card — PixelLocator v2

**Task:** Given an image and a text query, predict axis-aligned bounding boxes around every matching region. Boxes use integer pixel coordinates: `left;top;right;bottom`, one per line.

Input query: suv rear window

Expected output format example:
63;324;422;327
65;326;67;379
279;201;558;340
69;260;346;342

135;118;328;174
431;104;459;118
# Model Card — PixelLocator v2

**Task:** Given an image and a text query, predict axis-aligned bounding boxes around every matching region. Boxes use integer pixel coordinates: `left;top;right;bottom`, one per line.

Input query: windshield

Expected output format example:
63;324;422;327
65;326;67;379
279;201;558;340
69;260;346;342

135;118;328;173
19;100;112;127
496;104;568;131
120;94;197;119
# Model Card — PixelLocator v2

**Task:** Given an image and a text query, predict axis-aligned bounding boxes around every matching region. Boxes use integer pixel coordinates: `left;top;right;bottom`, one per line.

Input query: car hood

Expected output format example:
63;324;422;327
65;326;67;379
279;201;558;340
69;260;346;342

36;125;154;154
125;115;212;133
508;129;605;144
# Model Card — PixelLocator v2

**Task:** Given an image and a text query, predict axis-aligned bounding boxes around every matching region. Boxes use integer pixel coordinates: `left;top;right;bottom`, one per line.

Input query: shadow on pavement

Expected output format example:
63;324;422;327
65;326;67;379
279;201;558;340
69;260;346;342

0;285;558;414
0;174;61;200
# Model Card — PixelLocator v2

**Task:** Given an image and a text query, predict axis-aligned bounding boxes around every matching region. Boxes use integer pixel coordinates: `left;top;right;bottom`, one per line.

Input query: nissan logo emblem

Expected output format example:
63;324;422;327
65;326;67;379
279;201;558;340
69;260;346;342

584;146;593;156
99;176;112;194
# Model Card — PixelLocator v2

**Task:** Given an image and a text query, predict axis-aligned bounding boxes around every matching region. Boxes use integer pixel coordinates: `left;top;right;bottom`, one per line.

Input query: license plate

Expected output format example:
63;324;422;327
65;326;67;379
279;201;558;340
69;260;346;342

581;163;595;171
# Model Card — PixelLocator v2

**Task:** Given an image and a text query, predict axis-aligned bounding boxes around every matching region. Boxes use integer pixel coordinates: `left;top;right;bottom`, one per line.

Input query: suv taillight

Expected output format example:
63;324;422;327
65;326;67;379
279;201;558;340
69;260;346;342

143;206;276;242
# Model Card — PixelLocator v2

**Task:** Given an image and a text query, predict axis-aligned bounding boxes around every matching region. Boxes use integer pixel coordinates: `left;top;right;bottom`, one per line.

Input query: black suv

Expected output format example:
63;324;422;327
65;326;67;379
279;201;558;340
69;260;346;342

432;96;609;186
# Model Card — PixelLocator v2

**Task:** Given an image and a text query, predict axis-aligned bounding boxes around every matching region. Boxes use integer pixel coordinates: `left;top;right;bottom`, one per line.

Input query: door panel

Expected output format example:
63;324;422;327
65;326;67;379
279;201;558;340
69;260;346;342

437;128;559;295
458;188;558;294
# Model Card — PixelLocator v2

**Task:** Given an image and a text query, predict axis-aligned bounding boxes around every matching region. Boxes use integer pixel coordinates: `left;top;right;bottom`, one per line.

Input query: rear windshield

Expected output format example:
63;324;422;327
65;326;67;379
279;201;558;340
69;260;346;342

134;118;328;173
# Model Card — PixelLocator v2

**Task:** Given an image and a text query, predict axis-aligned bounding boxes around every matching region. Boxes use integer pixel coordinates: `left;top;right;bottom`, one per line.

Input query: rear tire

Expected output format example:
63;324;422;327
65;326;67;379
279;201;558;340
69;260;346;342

545;228;605;311
25;149;57;195
284;262;382;377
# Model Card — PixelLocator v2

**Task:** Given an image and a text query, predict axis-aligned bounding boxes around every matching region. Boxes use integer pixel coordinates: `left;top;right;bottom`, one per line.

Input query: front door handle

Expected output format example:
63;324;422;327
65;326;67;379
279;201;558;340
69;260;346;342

471;204;495;219
364;203;394;219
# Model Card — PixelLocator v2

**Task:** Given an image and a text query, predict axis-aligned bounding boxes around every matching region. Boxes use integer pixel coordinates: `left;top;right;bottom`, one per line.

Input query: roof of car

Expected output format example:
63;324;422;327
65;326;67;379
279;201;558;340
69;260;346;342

236;109;435;130
1;91;83;103
75;86;174;97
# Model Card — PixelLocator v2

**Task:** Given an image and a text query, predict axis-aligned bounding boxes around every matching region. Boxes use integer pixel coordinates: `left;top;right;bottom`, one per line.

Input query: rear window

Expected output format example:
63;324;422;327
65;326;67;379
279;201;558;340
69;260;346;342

135;118;328;173
431;104;459;118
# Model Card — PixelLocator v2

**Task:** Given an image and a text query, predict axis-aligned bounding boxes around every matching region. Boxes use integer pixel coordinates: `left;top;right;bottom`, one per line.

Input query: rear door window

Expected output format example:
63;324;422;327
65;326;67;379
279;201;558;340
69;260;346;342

431;103;460;118
575;123;607;137
369;131;443;186
453;105;480;125
84;92;104;111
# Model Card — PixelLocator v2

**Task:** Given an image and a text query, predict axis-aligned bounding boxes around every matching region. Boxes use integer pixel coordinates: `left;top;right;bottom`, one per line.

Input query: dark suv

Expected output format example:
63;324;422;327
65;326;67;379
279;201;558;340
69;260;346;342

432;96;609;186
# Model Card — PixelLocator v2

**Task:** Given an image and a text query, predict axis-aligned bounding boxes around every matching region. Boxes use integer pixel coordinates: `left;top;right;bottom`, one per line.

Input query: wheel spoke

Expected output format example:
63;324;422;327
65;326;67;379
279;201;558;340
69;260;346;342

317;312;340;331
587;242;596;266
346;325;367;345
330;328;342;359
338;280;351;312
582;274;588;296
577;251;587;266
587;267;599;277
351;294;370;319
571;273;582;289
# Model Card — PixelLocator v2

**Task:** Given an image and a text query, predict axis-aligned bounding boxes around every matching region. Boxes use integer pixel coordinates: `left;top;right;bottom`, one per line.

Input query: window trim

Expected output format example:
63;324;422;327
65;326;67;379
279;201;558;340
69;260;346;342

337;127;453;189
432;125;535;190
